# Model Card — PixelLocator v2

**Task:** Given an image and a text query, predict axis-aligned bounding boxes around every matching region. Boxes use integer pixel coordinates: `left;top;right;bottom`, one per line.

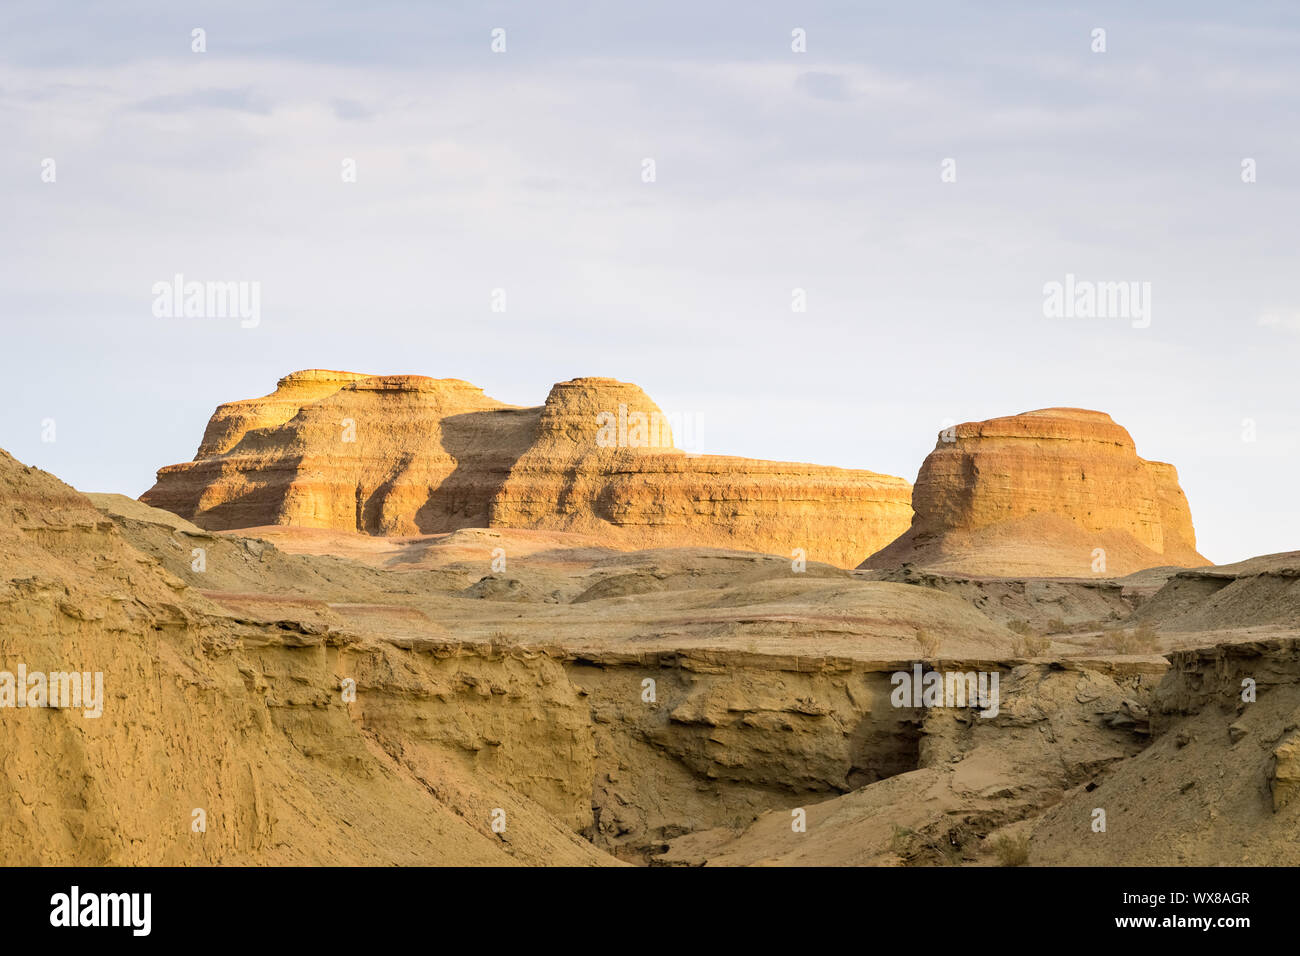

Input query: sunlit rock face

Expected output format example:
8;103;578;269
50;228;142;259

861;407;1207;577
142;371;913;567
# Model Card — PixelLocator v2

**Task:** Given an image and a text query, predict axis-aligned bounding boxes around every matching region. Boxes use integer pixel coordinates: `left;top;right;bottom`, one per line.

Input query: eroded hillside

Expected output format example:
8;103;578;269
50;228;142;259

2;449;1297;866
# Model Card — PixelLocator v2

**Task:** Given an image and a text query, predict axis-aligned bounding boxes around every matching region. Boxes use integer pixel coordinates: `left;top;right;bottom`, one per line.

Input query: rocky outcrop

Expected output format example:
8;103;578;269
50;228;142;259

7;440;1300;867
1131;552;1300;632
141;371;913;567
862;407;1208;577
1028;637;1300;865
143;372;531;534
0;447;611;864
490;378;912;566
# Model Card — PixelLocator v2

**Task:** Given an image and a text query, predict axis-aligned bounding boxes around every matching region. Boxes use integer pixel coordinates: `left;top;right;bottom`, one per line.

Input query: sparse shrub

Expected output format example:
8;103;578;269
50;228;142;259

990;832;1031;867
890;824;915;857
1046;617;1067;633
1012;633;1051;657
1007;619;1033;635
938;836;963;866
1098;630;1127;653
1131;623;1159;647
893;822;969;866
933;823;972;866
1099;624;1160;655
915;628;941;658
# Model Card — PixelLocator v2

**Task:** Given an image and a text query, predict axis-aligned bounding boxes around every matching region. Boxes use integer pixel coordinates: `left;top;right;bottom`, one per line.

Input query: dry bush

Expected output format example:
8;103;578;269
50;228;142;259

1046;617;1067;633
1012;633;1051;657
893;823;974;866
890;825;915;858
915;628;942;658
990;832;1031;867
1099;624;1160;655
1007;619;1033;635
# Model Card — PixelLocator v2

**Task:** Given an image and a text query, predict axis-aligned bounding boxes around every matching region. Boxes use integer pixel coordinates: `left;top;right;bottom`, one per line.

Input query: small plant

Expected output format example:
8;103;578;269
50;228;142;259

1007;619;1033;635
1131;623;1160;647
990;832;1031;867
915;628;942;658
1046;617;1067;633
1099;624;1160;655
1012;633;1051;657
890;824;915;858
931;823;972;866
894;823;972;866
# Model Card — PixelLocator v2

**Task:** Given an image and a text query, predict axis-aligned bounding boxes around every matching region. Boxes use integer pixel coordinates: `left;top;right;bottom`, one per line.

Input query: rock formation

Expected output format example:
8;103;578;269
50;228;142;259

862;407;1208;577
5;440;1300;867
0;446;615;864
141;370;914;567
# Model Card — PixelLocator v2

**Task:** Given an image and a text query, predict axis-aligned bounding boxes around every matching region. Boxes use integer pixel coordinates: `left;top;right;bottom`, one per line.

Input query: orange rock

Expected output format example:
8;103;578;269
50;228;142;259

141;371;914;568
861;407;1209;577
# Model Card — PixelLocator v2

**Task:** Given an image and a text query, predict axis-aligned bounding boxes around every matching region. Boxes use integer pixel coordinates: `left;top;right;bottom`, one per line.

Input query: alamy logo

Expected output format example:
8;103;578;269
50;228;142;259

596;404;672;449
1042;273;1151;328
50;886;151;936
891;664;1000;718
0;665;103;718
595;404;704;452
152;274;261;328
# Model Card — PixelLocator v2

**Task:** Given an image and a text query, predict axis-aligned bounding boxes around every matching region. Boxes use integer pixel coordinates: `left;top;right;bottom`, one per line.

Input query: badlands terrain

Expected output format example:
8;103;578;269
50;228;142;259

2;370;1298;866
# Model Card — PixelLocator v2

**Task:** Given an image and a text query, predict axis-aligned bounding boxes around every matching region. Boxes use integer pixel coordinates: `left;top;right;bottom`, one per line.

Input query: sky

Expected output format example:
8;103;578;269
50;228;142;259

2;0;1298;564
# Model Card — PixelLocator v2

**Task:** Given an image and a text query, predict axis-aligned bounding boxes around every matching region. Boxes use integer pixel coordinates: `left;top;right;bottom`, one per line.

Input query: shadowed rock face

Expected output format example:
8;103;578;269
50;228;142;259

144;372;531;534
141;370;914;567
862;407;1208;577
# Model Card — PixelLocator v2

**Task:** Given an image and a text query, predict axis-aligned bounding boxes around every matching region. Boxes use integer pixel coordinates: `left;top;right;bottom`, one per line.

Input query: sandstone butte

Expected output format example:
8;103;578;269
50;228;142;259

861;407;1210;578
140;370;914;568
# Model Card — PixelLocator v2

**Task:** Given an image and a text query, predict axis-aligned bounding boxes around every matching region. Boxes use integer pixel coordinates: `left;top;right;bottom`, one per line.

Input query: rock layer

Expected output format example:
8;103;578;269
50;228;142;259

6;441;1300;867
862;407;1207;577
141;371;913;568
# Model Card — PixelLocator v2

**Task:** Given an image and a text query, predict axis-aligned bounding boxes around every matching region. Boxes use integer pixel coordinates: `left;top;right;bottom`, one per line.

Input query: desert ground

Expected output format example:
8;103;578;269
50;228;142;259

2;372;1297;866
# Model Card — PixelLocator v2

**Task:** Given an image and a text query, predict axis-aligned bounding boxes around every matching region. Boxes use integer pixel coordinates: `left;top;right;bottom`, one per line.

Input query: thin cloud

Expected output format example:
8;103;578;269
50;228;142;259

331;98;373;120
1257;310;1300;331
794;71;851;101
132;88;271;114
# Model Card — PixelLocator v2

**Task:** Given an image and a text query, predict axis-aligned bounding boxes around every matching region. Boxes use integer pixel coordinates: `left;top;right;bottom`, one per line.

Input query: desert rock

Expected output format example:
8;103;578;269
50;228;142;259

862;407;1208;577
141;371;914;568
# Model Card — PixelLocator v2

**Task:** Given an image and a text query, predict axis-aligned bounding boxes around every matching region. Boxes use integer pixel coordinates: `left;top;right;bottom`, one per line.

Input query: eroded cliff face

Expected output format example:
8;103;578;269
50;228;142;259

143;372;533;535
0;447;1141;866
0;448;976;865
141;371;913;568
0;448;607;865
0;448;960;864
1027;637;1300;865
491;378;913;567
862;407;1207;577
4;446;1299;866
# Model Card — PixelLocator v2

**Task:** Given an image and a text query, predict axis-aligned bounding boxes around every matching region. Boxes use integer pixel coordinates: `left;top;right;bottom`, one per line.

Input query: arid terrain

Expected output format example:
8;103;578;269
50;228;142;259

2;371;1297;866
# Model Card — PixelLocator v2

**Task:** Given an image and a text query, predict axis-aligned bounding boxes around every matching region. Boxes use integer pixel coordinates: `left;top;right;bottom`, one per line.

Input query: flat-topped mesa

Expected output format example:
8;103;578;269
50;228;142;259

196;370;371;457
490;378;912;565
860;407;1207;577
143;371;533;534
141;372;913;567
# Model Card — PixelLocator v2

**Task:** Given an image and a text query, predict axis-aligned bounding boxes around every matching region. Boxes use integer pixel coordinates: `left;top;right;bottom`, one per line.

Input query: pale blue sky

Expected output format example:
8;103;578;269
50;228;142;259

3;1;1298;563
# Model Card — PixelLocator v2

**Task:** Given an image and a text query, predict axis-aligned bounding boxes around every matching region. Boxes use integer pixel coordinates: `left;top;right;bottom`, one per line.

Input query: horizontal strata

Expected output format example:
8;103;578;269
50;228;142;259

141;370;914;568
862;407;1207;577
